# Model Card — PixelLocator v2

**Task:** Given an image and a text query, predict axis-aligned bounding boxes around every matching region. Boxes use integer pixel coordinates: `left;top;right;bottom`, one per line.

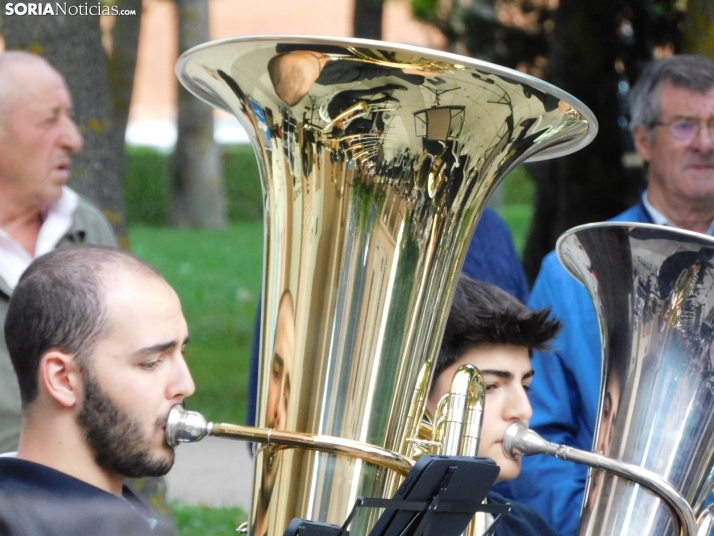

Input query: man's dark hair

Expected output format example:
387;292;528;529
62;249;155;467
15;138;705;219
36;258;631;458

4;246;162;408
433;275;561;382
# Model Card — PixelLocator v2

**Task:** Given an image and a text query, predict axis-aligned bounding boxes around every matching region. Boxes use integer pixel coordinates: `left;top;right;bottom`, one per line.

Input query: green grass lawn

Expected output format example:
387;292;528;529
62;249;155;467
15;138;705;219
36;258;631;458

130;223;263;425
170;502;249;536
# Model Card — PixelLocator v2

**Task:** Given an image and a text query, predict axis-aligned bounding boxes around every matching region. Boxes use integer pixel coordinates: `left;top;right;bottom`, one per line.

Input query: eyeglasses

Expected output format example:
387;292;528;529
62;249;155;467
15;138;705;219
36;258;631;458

650;117;714;143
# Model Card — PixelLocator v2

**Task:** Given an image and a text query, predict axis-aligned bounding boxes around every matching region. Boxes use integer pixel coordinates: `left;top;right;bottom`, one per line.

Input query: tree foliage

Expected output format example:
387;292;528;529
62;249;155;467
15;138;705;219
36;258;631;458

411;0;710;282
682;0;714;57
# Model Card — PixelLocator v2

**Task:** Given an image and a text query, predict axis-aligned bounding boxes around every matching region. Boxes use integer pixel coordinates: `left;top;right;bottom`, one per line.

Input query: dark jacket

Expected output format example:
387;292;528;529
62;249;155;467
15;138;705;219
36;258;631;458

489;491;558;536
0;457;160;536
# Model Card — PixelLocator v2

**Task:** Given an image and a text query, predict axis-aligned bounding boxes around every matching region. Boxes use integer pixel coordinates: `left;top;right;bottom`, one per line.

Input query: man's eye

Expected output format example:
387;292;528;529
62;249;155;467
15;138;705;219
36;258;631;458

140;360;161;371
672;120;696;135
485;383;497;392
523;384;532;394
42;112;60;125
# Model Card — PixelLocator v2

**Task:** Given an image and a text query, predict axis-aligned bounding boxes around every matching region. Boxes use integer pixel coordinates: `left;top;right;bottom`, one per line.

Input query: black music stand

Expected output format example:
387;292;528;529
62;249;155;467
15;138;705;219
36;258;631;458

283;455;511;536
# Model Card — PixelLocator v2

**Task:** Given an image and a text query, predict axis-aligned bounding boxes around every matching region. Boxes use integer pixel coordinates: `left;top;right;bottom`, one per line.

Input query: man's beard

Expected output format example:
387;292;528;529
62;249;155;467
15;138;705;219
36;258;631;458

76;370;174;478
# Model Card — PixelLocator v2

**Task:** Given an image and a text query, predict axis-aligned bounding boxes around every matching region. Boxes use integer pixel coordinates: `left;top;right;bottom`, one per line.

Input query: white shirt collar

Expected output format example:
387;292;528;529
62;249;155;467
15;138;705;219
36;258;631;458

641;190;714;236
0;186;80;289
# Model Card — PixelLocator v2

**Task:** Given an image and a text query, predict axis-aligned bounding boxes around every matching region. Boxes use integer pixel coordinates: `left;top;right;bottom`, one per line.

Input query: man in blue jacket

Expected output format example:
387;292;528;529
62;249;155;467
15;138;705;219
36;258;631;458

502;54;714;535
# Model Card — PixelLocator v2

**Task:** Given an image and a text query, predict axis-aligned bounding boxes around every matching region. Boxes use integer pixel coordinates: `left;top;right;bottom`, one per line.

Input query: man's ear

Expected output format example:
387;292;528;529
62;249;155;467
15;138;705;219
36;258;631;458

39;350;83;408
633;124;654;163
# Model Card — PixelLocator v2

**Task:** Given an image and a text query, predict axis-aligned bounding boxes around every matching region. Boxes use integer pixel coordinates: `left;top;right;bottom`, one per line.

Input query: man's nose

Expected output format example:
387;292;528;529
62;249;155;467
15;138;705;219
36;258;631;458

274;384;287;427
505;386;533;423
692;121;714;152
60;115;83;153
167;355;196;400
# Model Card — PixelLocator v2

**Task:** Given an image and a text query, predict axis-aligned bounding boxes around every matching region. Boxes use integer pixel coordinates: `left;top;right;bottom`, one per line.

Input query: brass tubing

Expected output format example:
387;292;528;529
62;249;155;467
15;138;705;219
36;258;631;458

166;405;414;476
213;423;414;475
430;365;488;536
322;101;368;133
458;366;485;457
431;364;485;457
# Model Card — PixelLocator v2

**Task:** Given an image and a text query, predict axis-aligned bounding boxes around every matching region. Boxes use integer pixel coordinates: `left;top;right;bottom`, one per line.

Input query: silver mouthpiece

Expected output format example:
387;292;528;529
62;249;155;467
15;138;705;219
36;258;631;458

166;405;213;448
503;421;553;459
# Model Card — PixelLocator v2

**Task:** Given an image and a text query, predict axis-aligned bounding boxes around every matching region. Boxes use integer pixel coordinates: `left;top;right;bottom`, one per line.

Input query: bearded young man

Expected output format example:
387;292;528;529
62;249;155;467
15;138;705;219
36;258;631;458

0;247;195;535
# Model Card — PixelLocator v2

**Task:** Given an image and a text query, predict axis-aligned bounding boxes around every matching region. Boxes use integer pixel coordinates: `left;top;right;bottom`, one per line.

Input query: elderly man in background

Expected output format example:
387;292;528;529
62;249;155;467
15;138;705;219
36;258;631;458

0;50;117;453
501;54;714;536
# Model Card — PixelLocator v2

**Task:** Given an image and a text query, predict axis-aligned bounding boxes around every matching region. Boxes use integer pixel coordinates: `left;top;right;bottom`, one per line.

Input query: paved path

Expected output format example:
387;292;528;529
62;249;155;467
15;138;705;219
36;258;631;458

166;438;254;510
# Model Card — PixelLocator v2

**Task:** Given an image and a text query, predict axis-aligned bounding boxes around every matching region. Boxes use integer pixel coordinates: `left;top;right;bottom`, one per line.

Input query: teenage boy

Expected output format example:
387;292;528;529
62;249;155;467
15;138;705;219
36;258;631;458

427;275;560;536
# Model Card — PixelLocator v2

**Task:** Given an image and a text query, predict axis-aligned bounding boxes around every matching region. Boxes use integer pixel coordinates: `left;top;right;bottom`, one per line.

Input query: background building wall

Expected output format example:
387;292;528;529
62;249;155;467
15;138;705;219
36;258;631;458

130;0;445;124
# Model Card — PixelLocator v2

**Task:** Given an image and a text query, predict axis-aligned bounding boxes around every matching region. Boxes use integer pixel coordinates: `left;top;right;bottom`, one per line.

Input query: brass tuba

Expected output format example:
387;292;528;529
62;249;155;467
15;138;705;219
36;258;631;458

505;222;714;536
173;36;596;536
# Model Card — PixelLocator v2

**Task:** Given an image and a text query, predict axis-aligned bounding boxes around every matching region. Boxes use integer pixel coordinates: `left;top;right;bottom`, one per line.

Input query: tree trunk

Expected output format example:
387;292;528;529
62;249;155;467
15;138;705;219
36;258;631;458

171;0;227;229
522;0;644;283
0;0;137;246
353;0;383;39
108;0;143;248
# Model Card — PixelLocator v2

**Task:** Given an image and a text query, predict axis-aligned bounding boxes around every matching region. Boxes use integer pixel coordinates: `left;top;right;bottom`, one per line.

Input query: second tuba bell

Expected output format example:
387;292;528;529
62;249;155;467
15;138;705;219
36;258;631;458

506;223;714;536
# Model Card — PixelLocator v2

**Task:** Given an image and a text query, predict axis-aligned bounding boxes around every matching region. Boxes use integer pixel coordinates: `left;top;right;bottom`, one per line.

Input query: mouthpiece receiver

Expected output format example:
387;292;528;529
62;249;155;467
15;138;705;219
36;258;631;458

166;405;213;448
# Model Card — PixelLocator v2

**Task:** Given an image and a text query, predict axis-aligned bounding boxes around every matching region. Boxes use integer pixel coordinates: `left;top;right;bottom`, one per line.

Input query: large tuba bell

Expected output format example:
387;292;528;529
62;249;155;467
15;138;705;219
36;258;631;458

174;36;595;536
506;222;714;536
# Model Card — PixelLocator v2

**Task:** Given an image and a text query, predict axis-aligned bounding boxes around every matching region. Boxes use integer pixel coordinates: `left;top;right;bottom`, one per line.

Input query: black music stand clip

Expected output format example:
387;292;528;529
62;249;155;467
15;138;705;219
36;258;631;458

283;455;511;536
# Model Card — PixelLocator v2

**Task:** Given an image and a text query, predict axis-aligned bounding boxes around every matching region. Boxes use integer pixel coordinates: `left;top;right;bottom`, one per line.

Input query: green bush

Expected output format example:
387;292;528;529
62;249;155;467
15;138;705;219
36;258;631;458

499;203;533;255
223;144;263;222
124;144;264;226
123;145;535;232
502;165;535;205
124;146;172;226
